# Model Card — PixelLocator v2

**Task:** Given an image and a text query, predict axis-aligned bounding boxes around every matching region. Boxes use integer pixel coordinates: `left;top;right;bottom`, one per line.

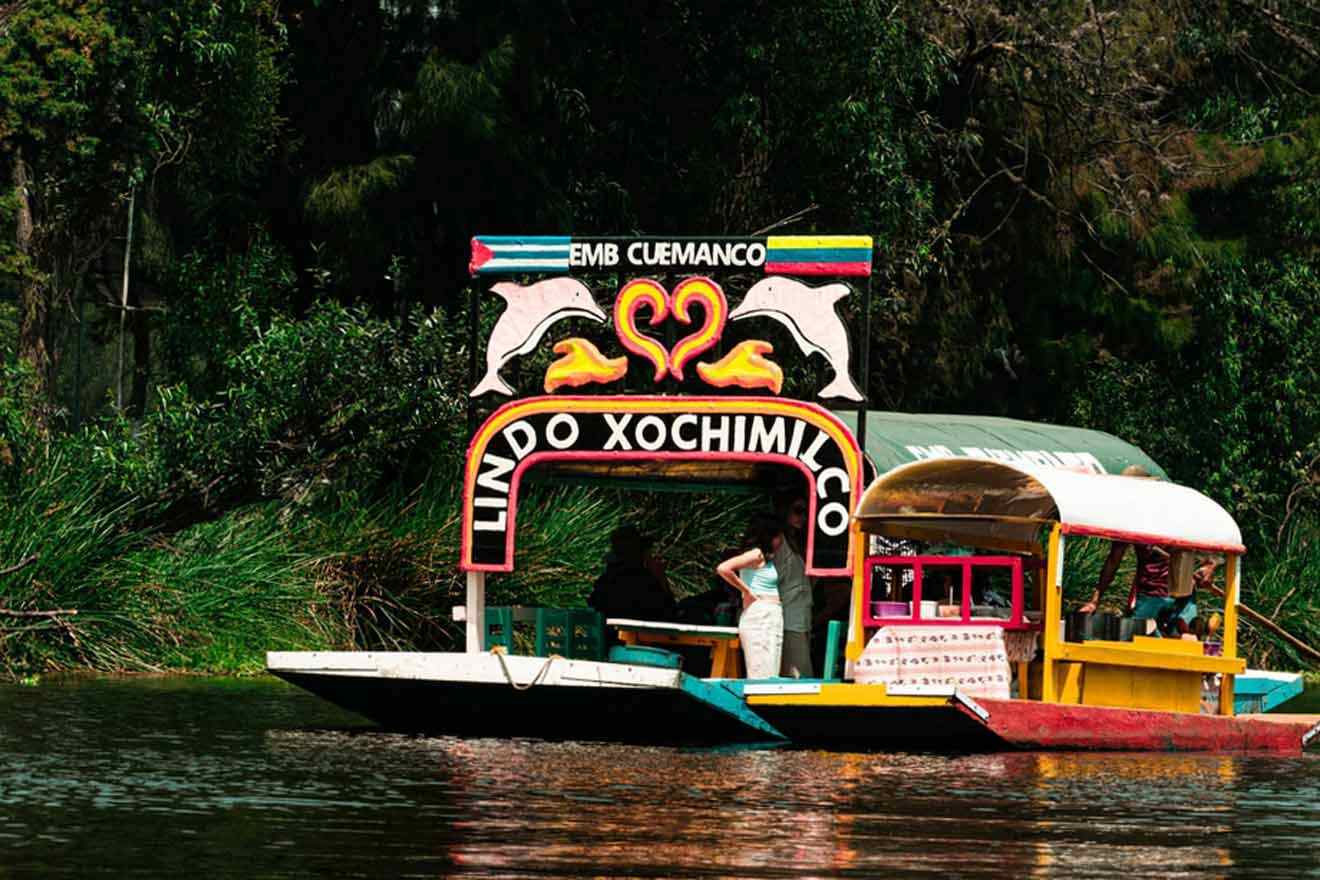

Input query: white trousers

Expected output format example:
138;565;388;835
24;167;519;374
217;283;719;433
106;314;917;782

739;600;784;680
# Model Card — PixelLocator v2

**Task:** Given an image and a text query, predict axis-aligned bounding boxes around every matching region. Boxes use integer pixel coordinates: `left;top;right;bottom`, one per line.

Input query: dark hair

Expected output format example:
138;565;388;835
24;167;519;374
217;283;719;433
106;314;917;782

609;525;648;565
742;512;784;558
773;485;810;516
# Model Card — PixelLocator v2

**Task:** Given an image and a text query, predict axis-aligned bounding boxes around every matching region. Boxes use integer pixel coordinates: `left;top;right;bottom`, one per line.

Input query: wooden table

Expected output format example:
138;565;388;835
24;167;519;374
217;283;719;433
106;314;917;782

607;618;744;678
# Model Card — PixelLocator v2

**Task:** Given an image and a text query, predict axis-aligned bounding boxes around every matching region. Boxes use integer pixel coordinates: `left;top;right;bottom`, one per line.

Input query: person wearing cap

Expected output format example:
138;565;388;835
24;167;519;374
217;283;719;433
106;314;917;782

588;524;677;626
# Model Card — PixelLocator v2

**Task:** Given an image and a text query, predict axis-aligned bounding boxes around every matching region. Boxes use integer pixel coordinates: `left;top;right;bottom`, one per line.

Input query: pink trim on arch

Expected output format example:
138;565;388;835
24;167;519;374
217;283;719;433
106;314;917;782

459;395;864;577
469;450;852;577
1058;524;1246;556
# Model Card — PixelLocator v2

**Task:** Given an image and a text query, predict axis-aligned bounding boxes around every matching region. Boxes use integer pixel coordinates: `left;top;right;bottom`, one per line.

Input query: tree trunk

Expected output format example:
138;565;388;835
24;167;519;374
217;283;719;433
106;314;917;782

13;146;52;403
130;284;149;416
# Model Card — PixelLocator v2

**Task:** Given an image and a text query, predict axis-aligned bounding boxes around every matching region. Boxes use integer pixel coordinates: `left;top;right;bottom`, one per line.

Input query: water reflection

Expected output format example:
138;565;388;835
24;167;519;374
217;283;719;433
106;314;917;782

1;677;1317;878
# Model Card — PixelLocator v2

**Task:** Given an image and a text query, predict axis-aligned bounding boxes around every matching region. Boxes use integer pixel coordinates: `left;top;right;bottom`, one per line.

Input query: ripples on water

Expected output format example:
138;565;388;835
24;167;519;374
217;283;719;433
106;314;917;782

0;677;1316;878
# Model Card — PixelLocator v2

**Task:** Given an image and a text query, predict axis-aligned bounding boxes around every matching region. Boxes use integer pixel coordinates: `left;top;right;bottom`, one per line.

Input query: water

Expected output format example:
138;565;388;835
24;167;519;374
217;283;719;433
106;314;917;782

1;677;1317;878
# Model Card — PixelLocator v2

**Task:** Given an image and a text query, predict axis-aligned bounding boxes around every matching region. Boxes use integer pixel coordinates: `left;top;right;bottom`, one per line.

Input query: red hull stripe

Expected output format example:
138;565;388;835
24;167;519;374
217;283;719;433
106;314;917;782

764;260;872;277
1059;523;1245;555
974;698;1309;753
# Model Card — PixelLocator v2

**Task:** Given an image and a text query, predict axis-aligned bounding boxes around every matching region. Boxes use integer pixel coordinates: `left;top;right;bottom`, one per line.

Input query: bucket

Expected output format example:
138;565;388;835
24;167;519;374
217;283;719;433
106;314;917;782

1065;610;1093;643
918;600;938;619
872;601;908;618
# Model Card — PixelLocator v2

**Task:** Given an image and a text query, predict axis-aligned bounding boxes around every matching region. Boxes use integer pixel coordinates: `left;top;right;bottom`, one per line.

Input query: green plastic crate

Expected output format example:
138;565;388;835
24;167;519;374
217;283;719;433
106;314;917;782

534;608;606;661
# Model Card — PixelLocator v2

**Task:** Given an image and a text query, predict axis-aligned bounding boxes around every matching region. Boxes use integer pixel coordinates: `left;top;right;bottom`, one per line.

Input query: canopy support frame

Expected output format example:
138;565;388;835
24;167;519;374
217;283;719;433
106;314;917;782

465;570;486;653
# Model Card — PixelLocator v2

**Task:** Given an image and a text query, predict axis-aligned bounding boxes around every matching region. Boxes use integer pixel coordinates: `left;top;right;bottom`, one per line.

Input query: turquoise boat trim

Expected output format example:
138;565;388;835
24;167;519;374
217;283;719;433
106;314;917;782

1234;671;1304;714
679;675;786;740
823;620;844;682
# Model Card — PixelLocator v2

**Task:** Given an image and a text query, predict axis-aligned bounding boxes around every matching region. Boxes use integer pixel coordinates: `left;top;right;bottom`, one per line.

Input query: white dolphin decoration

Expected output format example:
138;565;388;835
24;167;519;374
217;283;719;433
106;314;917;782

471;277;607;397
729;276;863;401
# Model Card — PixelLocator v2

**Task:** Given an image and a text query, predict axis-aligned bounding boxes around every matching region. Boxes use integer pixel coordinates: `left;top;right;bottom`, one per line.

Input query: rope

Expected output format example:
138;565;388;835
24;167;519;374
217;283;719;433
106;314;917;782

490;645;563;691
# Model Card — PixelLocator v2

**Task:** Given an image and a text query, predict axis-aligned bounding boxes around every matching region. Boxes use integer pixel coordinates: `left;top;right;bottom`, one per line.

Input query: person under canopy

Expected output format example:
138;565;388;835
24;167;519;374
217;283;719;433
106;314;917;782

588;524;677;623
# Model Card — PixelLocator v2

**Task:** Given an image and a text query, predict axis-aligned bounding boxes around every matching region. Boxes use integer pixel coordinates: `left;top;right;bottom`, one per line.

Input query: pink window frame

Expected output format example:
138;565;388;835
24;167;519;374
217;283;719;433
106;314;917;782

861;555;1033;630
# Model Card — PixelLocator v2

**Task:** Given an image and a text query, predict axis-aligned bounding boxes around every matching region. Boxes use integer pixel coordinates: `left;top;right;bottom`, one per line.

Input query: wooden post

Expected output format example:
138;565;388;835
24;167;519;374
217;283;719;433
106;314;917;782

465;569;486;653
845;519;866;663
1041;526;1065;703
1219;555;1239;715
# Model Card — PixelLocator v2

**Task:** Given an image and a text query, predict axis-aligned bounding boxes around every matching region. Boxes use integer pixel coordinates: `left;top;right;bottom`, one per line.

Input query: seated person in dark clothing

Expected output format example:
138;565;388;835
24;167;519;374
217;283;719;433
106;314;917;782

588;525;677;623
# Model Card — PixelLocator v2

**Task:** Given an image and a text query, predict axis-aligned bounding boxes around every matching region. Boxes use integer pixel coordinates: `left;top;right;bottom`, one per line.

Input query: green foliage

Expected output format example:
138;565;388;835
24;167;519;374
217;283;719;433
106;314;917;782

0;361;46;486
0;458;761;673
5;0;1320;673
1070;255;1320;547
305;154;416;227
94;302;471;520
159;234;296;397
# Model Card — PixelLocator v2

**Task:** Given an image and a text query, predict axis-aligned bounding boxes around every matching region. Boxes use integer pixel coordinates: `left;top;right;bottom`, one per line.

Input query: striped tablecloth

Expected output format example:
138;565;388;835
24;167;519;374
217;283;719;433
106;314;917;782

854;626;1011;700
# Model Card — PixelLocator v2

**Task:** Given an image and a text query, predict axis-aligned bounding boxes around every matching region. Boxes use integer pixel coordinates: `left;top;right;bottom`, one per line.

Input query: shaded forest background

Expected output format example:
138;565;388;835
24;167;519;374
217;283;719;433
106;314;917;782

3;0;1320;674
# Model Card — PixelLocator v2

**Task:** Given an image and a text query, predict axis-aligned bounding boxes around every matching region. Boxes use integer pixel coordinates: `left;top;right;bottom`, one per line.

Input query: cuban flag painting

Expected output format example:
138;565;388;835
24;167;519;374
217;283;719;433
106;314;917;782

469;236;571;275
764;235;873;277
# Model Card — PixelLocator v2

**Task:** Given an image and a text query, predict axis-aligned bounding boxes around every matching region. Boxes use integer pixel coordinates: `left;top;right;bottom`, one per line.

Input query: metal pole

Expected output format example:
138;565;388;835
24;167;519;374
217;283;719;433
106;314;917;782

858;273;872;458
467;280;478;437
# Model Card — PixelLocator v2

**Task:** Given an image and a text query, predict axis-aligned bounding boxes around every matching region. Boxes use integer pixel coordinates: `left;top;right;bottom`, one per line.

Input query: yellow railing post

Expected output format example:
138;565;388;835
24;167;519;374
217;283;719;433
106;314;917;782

846;519;866;663
1219;554;1240;715
1041;526;1065;703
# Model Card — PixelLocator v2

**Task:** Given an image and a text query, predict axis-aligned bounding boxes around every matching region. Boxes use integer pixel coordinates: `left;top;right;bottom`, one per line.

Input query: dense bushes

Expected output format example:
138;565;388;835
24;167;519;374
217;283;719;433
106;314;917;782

5;1;1320;675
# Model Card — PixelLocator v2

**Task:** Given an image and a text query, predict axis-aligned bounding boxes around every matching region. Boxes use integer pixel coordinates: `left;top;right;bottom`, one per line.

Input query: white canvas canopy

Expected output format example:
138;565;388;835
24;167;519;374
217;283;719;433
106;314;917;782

855;458;1244;555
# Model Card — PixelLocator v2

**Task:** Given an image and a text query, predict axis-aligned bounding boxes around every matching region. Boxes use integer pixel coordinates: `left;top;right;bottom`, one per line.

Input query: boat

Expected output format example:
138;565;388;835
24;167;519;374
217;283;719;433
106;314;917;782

269;233;1319;754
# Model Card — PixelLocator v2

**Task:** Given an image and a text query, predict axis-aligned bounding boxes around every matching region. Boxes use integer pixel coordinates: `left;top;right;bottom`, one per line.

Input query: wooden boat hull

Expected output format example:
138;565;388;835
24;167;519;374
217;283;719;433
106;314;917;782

270;653;1318;753
745;684;1320;754
976;698;1318;753
267;651;783;745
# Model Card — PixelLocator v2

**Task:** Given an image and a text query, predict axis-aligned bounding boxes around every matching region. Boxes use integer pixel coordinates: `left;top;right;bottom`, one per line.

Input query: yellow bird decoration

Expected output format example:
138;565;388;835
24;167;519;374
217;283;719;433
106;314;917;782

543;338;628;393
696;339;783;393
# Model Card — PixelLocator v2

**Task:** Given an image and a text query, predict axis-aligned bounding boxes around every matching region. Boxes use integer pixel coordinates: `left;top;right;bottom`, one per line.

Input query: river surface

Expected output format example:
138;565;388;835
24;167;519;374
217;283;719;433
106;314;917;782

1;677;1317;878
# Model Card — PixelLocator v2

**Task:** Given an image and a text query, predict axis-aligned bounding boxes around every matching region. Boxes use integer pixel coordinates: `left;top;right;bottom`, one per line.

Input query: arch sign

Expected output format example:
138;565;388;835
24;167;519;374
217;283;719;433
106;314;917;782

461;396;863;575
467;235;873;402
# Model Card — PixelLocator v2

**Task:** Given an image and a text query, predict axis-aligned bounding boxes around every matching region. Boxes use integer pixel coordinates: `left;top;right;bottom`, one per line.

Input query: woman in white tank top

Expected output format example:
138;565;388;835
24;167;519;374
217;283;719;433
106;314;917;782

715;513;785;679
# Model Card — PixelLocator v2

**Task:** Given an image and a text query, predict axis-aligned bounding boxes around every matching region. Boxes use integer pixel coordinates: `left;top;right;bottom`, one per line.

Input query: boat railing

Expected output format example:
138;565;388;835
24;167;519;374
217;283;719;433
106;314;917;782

861;555;1035;630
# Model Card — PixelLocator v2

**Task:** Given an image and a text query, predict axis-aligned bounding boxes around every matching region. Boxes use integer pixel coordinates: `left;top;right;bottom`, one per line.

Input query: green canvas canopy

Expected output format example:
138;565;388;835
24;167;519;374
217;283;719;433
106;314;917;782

832;410;1166;480
526;408;1166;493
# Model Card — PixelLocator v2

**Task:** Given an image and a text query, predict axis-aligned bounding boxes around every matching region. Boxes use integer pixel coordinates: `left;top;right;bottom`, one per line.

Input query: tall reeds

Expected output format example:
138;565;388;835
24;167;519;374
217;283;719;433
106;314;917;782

3;441;1315;675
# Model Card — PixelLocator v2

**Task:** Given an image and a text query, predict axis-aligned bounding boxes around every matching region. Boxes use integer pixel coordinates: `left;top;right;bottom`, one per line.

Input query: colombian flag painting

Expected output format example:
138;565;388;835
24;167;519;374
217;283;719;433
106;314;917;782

764;235;873;277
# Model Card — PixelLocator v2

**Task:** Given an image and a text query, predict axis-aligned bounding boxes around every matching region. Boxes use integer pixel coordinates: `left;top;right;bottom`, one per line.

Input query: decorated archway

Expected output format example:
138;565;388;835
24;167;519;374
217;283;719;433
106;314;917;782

462;395;863;575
